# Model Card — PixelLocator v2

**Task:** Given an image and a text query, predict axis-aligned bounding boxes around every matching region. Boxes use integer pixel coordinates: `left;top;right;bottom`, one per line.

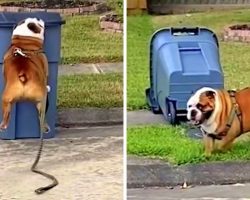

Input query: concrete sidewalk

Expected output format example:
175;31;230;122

0;125;123;200
59;62;123;76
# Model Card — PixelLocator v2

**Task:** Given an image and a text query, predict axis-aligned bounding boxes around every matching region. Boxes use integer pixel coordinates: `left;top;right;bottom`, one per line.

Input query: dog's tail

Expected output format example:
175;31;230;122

18;72;27;84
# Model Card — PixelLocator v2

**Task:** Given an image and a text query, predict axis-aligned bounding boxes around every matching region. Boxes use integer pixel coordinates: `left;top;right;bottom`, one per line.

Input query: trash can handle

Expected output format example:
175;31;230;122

171;27;199;36
179;47;201;51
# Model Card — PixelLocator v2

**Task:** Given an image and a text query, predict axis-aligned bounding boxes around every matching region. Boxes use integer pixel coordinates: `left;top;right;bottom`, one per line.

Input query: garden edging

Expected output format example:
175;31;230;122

0;2;107;15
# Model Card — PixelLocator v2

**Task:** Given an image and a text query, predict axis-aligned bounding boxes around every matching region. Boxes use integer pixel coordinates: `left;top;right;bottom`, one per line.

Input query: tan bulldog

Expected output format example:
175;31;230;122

0;17;49;132
187;87;250;156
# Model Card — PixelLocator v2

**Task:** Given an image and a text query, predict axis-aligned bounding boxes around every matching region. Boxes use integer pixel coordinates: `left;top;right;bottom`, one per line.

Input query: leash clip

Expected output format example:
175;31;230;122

14;48;27;57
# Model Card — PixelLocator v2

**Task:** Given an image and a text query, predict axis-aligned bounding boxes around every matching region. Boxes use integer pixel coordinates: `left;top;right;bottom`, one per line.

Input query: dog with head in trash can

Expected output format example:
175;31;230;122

0;17;49;132
187;87;250;156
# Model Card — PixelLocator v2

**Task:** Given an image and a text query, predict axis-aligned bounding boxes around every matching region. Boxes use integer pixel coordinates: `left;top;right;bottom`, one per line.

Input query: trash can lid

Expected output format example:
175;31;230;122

0;12;65;27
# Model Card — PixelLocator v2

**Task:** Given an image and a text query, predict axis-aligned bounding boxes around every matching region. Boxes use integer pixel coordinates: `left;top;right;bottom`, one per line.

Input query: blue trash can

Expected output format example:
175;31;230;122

0;12;64;139
146;27;224;124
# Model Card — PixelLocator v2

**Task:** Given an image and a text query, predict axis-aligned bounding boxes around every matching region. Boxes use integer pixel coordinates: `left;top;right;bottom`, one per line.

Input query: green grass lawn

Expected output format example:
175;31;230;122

127;15;153;110
59;15;123;108
127;9;250;110
57;73;123;108
61;15;123;64
128;125;250;165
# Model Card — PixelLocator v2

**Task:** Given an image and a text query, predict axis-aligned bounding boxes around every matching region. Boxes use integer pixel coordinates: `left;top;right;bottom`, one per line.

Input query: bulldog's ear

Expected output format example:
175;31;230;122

205;91;215;99
27;22;41;34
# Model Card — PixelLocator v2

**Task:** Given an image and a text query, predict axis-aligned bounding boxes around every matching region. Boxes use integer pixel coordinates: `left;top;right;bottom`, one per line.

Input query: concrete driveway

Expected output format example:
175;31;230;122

0;125;123;200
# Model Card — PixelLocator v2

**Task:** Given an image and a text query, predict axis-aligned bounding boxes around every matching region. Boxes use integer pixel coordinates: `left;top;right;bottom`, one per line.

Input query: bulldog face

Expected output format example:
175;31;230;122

187;87;216;126
12;18;45;40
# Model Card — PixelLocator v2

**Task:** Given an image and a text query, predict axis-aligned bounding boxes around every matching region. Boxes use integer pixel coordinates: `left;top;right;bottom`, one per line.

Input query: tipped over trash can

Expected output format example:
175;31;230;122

146;27;224;124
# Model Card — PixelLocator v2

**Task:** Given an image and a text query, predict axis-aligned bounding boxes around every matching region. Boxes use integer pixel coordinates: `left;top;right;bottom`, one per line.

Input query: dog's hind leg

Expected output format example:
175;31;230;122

0;91;14;131
36;98;49;134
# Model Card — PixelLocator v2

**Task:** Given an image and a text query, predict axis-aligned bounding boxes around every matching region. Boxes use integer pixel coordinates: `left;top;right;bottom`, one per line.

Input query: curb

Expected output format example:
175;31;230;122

127;156;250;188
56;107;123;127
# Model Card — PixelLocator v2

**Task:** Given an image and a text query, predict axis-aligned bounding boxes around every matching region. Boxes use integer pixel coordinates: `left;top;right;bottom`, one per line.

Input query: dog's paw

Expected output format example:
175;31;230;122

43;123;50;134
0;122;7;132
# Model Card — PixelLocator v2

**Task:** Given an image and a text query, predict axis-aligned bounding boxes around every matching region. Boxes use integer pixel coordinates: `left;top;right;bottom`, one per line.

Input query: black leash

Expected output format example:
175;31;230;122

31;134;59;194
31;124;59;194
30;90;59;194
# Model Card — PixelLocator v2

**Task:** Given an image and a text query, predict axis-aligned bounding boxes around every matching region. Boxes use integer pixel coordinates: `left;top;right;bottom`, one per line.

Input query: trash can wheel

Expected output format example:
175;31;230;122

167;102;177;124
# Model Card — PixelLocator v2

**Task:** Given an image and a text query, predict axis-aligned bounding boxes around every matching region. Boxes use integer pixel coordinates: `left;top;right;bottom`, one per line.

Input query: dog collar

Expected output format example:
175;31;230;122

13;47;27;57
13;47;44;57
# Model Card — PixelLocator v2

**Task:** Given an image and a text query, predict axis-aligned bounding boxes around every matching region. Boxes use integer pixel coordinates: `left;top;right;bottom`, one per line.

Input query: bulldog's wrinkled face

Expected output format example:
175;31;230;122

12;18;45;40
187;87;216;126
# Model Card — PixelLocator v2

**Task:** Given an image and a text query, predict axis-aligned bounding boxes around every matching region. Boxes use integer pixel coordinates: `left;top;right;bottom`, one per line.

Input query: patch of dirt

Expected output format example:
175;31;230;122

0;0;98;9
230;24;250;30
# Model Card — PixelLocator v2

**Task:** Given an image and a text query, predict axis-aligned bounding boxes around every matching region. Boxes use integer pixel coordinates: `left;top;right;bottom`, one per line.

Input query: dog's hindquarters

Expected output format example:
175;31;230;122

0;50;48;131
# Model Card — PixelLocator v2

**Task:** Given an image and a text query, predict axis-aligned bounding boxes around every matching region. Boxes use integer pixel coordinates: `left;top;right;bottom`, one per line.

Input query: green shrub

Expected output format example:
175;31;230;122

107;0;123;16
